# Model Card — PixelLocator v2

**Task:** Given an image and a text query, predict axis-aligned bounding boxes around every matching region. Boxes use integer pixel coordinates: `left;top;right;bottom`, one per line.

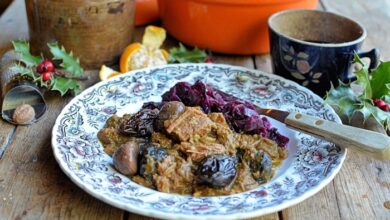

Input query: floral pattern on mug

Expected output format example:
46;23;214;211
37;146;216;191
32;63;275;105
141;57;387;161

281;46;322;87
291;71;322;86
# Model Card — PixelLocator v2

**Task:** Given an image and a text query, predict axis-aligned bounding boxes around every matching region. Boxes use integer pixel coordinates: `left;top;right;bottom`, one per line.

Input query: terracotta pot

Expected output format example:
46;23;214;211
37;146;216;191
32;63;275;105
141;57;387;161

158;0;318;54
25;0;135;69
135;0;159;26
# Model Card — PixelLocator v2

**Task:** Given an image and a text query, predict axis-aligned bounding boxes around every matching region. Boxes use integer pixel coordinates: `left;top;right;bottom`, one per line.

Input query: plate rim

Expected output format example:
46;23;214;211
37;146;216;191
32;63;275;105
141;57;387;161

51;63;346;220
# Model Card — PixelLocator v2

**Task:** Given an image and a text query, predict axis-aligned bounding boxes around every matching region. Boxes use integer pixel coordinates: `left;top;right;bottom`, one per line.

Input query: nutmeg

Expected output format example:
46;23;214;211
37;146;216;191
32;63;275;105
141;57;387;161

12;104;35;124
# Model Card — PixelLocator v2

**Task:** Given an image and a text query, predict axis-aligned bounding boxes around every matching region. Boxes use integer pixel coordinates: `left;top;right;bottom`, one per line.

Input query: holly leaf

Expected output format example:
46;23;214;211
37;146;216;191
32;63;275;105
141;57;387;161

325;82;359;118
48;42;84;77
51;77;80;96
353;53;372;99
326;54;390;134
357;101;390;130
12;40;42;67
11;65;36;79
369;60;390;99
384;95;390;103
169;43;207;63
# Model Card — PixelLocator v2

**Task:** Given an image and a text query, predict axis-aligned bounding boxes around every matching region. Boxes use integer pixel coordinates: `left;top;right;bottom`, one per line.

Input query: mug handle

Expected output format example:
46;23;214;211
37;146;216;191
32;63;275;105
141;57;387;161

356;48;380;70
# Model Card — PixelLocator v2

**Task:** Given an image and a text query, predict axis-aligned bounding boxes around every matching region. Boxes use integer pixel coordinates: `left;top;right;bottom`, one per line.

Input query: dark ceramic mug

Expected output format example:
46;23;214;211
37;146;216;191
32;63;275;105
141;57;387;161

268;10;379;97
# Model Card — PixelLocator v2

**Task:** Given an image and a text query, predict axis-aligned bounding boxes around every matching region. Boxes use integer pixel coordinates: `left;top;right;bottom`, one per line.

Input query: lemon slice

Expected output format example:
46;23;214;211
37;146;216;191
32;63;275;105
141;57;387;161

99;65;121;81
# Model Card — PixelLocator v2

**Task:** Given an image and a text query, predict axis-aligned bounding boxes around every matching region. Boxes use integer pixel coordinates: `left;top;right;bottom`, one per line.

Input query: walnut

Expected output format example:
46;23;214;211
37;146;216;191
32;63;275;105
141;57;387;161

12;104;35;124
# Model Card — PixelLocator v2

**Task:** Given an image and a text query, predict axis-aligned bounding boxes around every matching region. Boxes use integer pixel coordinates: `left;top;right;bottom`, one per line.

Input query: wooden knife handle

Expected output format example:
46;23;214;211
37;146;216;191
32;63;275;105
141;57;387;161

285;112;390;160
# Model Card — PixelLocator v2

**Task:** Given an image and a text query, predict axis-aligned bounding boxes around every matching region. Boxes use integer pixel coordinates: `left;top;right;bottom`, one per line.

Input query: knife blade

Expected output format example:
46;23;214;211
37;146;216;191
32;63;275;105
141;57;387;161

214;88;390;160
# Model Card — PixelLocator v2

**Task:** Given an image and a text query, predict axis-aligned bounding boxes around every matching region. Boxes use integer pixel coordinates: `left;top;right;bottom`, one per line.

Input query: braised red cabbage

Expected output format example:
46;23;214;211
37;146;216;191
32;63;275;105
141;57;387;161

144;81;289;147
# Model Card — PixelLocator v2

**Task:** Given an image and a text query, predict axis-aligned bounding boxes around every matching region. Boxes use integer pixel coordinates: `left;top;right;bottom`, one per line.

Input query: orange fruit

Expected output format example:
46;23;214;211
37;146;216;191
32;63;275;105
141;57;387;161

119;26;169;73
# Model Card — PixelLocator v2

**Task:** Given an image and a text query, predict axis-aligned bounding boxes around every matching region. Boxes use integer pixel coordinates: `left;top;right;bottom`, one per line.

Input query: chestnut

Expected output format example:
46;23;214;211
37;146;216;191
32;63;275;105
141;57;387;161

112;140;139;176
155;101;185;131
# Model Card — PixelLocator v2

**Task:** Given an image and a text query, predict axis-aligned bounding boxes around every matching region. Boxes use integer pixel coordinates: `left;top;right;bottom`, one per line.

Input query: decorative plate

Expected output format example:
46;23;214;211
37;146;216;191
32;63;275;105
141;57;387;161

52;64;346;219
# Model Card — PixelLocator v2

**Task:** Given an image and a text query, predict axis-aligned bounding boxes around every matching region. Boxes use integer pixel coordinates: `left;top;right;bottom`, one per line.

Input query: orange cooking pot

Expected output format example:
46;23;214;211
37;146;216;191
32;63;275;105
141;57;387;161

135;0;159;26
158;0;318;54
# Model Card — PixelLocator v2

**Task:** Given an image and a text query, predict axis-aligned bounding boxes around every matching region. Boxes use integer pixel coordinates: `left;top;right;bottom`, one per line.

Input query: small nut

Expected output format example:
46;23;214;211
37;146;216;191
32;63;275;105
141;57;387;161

12;104;35;124
113;141;139;176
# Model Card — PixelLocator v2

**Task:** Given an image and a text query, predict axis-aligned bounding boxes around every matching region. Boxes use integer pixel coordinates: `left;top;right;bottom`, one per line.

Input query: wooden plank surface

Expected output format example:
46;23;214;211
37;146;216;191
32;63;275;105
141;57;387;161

0;1;124;219
321;0;390;219
0;91;124;220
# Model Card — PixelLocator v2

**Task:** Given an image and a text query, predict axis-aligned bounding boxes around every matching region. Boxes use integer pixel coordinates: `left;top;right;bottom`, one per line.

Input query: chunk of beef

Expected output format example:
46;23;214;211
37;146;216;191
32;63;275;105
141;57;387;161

97;128;132;155
165;107;214;142
209;112;229;127
176;142;227;161
153;156;194;194
151;132;174;148
237;134;280;158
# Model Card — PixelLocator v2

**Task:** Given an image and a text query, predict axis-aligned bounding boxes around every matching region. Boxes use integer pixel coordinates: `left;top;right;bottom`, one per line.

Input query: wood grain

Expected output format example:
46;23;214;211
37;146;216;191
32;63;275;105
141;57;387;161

0;1;123;219
254;54;272;74
333;151;390;219
320;1;390;219
281;184;341;220
0;122;15;159
0;0;21;167
0;90;123;219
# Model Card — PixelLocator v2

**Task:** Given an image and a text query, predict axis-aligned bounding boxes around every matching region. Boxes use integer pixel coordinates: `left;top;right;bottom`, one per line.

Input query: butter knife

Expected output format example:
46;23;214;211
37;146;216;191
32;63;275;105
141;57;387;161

216;89;390;160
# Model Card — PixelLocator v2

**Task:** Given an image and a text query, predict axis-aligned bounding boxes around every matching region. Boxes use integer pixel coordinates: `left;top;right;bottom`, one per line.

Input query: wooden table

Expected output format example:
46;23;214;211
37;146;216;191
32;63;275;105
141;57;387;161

0;0;389;219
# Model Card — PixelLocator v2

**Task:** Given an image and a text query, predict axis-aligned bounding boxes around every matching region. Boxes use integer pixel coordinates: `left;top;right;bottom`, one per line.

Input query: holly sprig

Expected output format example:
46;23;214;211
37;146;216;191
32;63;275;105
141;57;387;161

48;42;84;77
169;43;208;63
11;40;84;96
325;53;390;134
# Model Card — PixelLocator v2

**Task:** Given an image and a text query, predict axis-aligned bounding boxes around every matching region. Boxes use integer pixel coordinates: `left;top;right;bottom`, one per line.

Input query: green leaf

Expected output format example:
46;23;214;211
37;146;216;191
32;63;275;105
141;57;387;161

369;60;390;98
353;53;372;99
48;42;84;77
383;95;390;103
169;43;207;63
12;64;34;78
12;40;42;66
51;77;80;96
357;100;390;128
325;82;359;118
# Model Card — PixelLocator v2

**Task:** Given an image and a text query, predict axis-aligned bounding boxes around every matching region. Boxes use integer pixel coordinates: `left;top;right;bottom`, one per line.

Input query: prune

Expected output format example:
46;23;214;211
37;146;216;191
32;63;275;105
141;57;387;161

243;150;273;183
120;108;159;137
142;102;164;110
197;155;238;188
155;101;186;131
138;145;168;182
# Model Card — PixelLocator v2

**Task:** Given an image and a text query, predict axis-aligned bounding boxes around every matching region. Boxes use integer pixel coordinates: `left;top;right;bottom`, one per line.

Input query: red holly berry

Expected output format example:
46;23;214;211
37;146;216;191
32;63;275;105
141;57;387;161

373;99;386;108
204;57;213;63
380;104;390;112
42;72;52;81
36;60;55;73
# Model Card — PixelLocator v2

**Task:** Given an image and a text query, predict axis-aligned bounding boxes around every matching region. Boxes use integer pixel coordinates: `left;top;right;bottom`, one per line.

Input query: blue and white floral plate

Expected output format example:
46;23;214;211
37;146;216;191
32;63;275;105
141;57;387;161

52;64;346;219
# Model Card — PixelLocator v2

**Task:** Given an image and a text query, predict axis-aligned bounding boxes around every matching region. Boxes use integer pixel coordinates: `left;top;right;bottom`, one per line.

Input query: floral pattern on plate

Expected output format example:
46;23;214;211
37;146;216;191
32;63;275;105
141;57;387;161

52;64;346;220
